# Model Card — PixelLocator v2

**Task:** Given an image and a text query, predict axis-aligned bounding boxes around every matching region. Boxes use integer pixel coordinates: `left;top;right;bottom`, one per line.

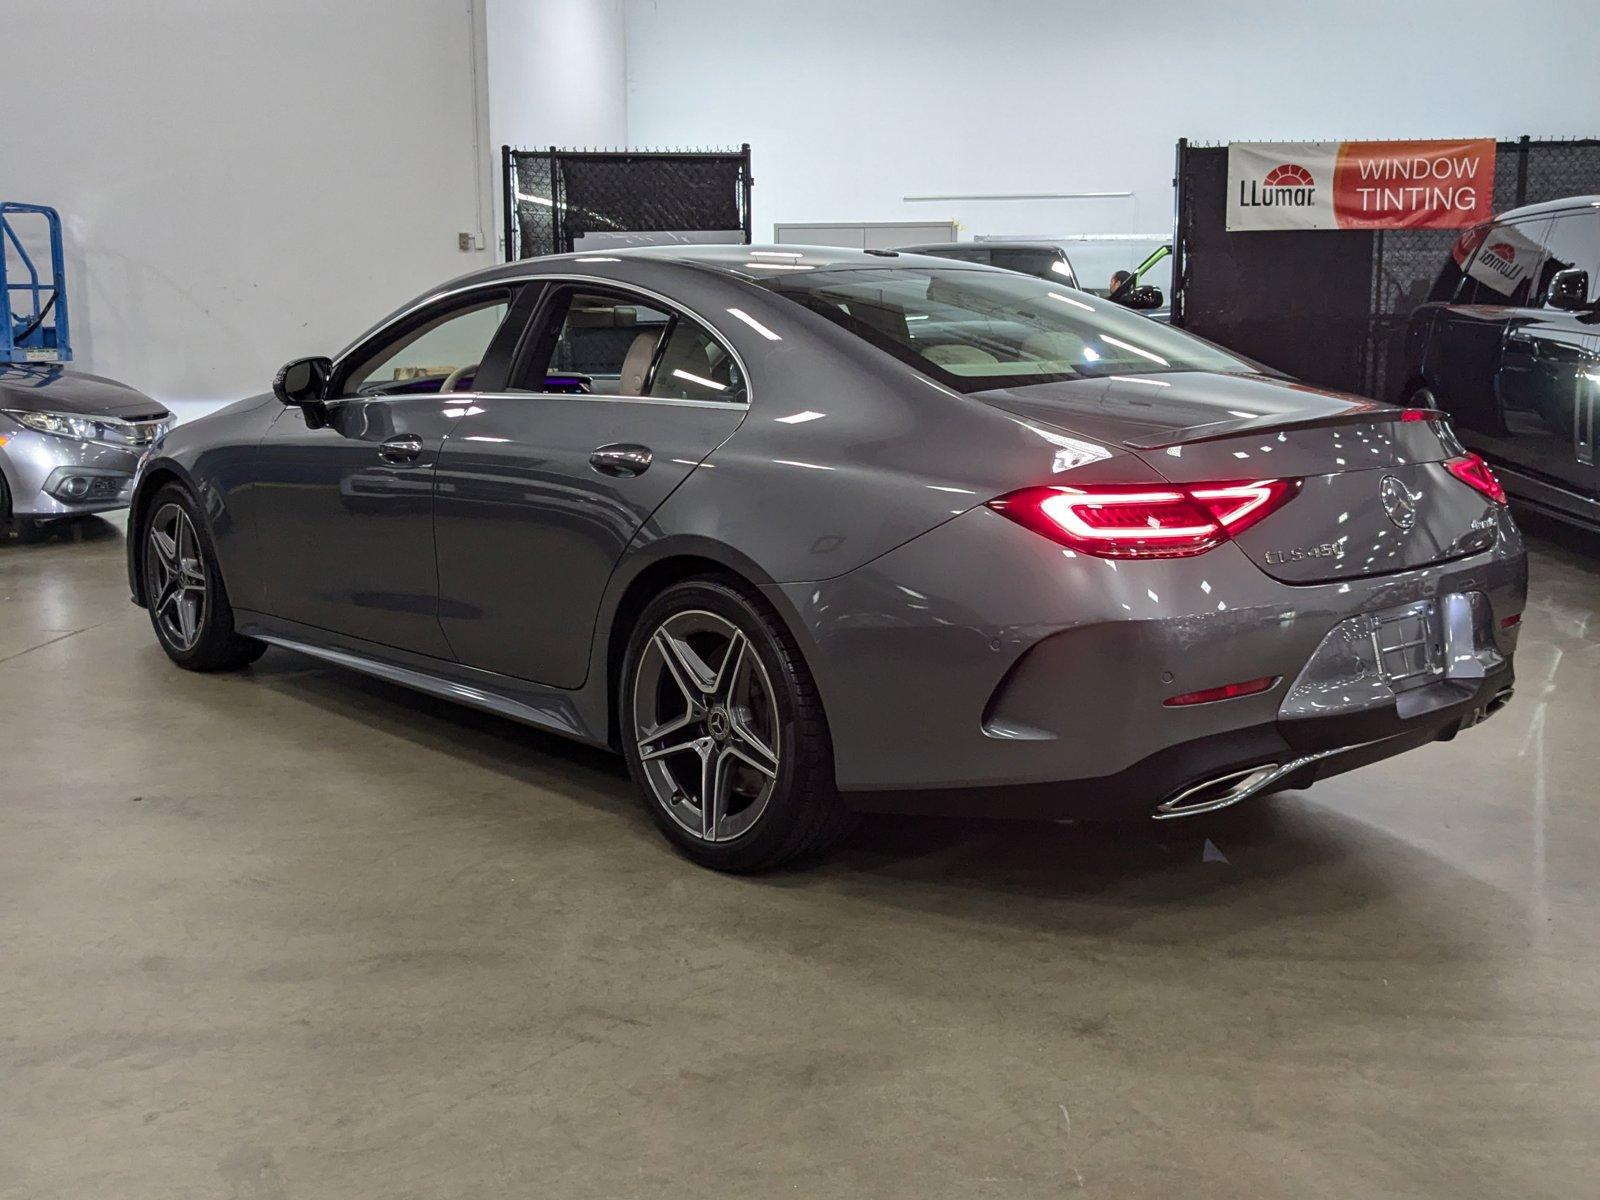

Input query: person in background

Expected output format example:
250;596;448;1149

1109;270;1132;294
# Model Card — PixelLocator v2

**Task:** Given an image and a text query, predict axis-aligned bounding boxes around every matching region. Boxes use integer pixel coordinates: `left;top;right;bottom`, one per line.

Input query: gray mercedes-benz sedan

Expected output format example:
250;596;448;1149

127;246;1525;871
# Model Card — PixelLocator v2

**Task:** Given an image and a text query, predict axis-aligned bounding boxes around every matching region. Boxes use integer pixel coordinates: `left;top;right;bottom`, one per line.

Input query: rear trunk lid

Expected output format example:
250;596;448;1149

977;371;1500;583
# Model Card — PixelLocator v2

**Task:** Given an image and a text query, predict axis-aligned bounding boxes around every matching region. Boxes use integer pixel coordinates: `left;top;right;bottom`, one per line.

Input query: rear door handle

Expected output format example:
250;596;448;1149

378;434;424;464
589;443;653;477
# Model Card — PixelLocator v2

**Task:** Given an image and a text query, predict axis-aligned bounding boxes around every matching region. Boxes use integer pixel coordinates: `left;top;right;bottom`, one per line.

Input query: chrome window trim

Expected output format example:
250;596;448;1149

330;273;755;410
323;390;744;412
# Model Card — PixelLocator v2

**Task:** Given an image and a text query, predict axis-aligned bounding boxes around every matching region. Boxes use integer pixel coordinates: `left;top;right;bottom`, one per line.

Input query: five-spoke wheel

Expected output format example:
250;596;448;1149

633;610;781;843
139;483;265;672
145;502;209;652
621;578;854;871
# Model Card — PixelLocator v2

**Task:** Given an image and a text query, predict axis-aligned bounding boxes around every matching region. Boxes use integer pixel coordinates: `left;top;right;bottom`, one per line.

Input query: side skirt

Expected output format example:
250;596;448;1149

236;611;612;749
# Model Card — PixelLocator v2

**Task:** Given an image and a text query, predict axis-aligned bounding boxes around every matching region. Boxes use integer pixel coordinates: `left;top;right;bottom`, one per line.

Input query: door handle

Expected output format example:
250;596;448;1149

589;443;653;477
378;434;424;464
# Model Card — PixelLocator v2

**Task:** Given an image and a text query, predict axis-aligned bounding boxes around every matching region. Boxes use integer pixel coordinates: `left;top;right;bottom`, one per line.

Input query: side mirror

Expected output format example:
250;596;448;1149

1117;285;1164;311
273;356;332;406
1546;267;1590;311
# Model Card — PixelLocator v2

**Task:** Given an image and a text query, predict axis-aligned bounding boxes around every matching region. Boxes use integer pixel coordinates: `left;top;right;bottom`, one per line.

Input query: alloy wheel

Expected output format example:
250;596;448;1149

146;502;209;652
632;609;781;843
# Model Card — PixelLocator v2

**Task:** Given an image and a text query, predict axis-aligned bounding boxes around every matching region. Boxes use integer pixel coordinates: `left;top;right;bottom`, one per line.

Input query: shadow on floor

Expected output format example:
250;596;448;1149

236;642;1483;942
0;514;119;548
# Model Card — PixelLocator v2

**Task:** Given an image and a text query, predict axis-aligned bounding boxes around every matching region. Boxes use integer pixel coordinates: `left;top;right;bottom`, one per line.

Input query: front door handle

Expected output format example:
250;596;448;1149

378;434;424;464
589;443;653;477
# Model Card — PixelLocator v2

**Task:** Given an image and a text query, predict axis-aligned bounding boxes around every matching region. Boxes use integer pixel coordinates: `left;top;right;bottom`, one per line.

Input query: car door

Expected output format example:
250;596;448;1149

1427;216;1549;438
253;283;528;657
1495;208;1600;499
432;282;748;688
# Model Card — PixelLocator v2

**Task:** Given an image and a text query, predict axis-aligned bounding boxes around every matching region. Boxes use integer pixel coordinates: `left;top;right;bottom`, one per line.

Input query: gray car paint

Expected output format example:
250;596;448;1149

127;246;1526;812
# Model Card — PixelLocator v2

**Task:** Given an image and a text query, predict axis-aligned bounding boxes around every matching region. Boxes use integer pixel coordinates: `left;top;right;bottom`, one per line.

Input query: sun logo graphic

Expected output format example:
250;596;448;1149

1476;239;1522;281
1239;161;1317;209
1263;163;1315;189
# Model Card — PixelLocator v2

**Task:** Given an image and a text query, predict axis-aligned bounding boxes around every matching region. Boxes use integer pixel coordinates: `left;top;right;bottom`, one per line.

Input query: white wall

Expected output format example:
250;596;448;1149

622;0;1600;243
0;0;496;423
487;0;628;153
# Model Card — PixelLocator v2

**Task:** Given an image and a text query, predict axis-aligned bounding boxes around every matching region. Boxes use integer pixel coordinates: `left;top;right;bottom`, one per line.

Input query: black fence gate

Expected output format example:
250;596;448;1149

1172;136;1600;402
501;145;753;260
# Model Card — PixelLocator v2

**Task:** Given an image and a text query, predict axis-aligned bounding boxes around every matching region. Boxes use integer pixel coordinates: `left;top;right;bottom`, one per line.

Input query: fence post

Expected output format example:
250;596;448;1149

741;143;754;244
1515;135;1530;208
549;147;564;253
1171;138;1188;327
500;145;516;261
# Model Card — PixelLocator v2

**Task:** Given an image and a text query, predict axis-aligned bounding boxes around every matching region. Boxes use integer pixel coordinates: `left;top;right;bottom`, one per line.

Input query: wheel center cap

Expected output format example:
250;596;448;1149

706;707;732;742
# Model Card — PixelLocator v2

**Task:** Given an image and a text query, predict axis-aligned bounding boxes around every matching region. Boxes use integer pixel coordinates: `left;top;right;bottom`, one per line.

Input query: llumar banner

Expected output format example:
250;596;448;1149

1226;140;1496;231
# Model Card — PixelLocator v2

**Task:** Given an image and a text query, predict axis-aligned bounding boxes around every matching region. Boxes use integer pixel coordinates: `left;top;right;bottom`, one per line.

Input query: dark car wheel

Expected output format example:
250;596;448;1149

620;577;855;872
141;483;266;672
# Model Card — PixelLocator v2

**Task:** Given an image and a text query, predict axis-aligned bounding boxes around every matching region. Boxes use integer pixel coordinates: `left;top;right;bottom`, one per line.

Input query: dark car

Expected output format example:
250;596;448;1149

901;240;1170;316
896;241;1082;288
1402;196;1600;530
127;246;1524;872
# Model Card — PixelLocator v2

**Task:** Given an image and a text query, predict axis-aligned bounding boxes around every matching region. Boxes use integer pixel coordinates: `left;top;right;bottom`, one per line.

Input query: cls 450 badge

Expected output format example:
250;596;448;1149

1264;542;1343;565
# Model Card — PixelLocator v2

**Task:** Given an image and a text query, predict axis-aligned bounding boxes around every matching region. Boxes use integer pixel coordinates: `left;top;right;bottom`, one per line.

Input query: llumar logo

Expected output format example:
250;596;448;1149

1477;240;1520;280
1239;162;1316;209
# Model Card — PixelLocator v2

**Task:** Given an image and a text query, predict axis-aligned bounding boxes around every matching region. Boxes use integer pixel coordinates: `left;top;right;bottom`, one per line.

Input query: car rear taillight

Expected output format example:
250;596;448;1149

1444;453;1507;505
988;479;1301;559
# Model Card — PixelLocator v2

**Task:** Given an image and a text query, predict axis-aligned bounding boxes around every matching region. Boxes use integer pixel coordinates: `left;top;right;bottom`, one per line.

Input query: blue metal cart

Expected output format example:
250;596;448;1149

2;202;72;364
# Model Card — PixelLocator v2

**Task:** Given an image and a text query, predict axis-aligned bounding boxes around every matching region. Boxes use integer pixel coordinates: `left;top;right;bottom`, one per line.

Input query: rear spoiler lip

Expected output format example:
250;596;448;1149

1123;405;1447;451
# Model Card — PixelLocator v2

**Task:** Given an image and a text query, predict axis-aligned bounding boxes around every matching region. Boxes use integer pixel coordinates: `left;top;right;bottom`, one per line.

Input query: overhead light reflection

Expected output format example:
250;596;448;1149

1101;334;1169;365
726;308;782;340
1047;291;1097;312
672;369;725;391
775;410;825;424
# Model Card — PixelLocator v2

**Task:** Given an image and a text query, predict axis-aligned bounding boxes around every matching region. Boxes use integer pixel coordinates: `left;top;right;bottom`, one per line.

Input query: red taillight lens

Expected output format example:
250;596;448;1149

1444;452;1507;505
1163;675;1280;706
989;479;1301;559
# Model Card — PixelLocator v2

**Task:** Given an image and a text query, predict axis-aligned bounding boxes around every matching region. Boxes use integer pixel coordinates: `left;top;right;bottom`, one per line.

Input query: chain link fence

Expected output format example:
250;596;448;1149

1173;137;1600;401
502;146;753;260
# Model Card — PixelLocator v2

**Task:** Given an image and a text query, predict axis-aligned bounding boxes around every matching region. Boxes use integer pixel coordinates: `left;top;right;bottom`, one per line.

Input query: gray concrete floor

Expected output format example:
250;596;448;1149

2;512;1597;1200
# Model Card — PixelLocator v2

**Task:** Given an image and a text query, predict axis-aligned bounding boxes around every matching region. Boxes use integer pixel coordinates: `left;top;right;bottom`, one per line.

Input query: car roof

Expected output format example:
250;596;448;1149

443;243;996;292
1494;195;1600;223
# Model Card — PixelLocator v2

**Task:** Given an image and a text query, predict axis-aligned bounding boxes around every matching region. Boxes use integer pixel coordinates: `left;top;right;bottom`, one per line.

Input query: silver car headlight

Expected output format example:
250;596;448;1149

3;409;102;442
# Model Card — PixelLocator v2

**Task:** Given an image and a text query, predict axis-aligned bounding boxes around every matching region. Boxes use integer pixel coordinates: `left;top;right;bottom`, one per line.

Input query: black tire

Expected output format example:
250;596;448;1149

139;482;266;672
619;576;855;872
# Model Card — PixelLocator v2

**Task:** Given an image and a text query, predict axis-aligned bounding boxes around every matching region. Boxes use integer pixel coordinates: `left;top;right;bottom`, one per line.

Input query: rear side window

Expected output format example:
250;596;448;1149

1529;210;1600;306
513;286;746;403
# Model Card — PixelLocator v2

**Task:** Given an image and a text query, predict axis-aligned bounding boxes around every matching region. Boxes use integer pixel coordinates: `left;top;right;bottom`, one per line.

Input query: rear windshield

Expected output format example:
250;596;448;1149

759;266;1248;392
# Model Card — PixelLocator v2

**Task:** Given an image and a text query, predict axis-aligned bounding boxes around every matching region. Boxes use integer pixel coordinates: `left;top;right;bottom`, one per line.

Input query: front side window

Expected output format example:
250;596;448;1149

517;288;746;403
761;266;1247;392
1530;210;1600;306
341;291;511;397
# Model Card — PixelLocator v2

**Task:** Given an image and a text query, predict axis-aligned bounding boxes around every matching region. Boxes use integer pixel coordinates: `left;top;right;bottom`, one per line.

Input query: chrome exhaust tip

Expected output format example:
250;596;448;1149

1485;686;1514;717
1154;763;1282;820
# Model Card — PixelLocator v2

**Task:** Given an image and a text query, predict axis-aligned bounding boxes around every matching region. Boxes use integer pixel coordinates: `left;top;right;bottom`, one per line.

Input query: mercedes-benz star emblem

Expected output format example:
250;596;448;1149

1379;475;1420;531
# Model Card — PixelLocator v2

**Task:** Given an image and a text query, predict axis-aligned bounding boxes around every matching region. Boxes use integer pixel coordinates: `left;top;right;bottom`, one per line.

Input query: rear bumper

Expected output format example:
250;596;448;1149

772;503;1527;809
842;662;1513;820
